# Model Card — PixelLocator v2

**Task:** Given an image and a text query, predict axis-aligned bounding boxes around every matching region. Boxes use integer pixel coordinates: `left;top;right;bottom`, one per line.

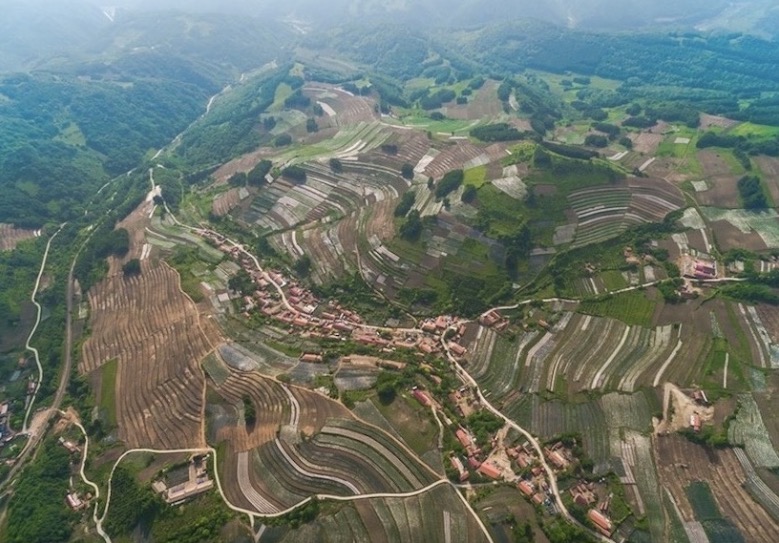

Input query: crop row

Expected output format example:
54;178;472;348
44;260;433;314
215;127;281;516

81;263;212;449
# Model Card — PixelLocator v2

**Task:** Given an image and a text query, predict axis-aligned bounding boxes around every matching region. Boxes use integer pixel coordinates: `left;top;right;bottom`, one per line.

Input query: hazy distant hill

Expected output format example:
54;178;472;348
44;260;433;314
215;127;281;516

115;0;733;31
0;0;109;71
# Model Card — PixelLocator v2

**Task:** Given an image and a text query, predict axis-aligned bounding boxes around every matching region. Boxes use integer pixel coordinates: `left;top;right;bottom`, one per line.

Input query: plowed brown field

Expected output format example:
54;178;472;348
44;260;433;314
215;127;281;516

81;262;220;448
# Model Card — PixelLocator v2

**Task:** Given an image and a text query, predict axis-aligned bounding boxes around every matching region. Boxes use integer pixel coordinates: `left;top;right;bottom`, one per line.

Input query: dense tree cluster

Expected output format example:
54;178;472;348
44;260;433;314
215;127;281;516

6;439;76;543
394;191;416;217
737;175;769;209
435;169;464;198
281;165;307;184
470;123;526;142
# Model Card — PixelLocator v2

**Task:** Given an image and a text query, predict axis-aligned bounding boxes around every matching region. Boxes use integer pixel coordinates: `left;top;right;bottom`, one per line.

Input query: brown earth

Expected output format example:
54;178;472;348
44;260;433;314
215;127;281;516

80;261;220;449
754;156;779;206
0;223;36;252
694;150;742;208
655;434;778;542
709;220;768;252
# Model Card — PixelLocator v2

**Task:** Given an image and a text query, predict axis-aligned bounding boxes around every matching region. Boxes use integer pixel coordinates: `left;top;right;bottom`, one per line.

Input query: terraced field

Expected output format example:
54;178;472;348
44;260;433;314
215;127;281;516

271;483;487;542
214;369;438;515
468;313;694;398
223;419;437;513
568;178;684;247
656;435;778;543
80;262;220;449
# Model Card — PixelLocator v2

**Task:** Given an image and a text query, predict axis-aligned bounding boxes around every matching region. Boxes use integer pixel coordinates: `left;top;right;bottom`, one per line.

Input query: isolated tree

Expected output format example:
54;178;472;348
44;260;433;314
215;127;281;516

401;163;414;180
293;255;312;277
122;259;141;277
329;158;343;173
400;210;423;241
462;185;477;203
306;118;319;133
243;396;256;427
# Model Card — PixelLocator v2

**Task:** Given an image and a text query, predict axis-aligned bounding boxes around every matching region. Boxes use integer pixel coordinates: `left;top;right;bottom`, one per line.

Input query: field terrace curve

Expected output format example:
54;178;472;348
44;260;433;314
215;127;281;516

211;368;439;515
79;197;222;450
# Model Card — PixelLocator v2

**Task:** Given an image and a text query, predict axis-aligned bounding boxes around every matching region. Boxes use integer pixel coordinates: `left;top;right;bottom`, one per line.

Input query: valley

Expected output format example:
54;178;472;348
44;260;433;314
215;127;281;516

4;6;779;543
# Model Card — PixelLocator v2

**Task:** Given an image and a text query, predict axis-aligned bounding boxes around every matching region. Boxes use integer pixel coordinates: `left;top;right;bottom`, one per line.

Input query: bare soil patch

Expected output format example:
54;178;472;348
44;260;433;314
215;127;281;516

694;150;741;208
755;156;779;205
655;434;778;542
81;262;219;449
710;220;768;252
0;223;37;251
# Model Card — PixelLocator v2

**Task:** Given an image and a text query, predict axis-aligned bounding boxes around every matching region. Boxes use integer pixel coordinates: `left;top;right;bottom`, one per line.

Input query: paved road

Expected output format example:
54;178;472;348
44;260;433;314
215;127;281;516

22;224;65;432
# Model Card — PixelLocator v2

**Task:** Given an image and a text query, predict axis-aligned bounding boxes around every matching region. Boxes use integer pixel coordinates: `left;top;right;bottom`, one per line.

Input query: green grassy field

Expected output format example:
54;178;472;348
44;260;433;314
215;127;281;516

270;82;293;111
579;289;655;327
600;270;628;291
100;358;119;427
463;165;487;187
729;122;779;138
372;394;438;457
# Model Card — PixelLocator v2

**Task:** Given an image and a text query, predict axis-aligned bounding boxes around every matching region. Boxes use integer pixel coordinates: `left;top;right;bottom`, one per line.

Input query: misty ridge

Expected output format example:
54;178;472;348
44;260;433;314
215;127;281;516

2;0;779;73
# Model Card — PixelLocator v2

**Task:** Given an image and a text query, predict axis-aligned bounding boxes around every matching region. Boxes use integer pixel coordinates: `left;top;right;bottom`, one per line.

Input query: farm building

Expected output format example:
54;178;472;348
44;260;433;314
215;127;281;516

480;310;503;327
66;492;86;511
545;448;570;470
478;461;502;480
690;414;701;432
58;436;80;454
154;455;214;504
448;341;467;357
456;428;472;449
299;353;323;363
450;456;469;481
412;387;432;407
570;482;597;506
518;480;534;496
588;509;613;536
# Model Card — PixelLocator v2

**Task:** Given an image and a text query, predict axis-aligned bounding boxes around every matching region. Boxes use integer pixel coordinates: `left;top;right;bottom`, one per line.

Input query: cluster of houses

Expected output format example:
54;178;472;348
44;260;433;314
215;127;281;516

570;482;615;536
199;228;475;361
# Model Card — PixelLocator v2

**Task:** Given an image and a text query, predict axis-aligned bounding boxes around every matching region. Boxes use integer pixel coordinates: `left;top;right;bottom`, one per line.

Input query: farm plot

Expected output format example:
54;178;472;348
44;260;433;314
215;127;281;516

304;84;378;126
728;394;779;469
359;482;488;543
523;311;681;393
217;341;297;375
0;223;38;251
422;141;490;180
80;262;219;449
211;187;248;217
443;80;504;121
467;326;539;407
694;150;744;208
701;207;779;251
271;503;371;542
334;365;380;391
655;434;778;542
222;415;439;515
508;395;610;471
568;178;683;247
473;486;549;543
360;130;432;171
755;156;779;205
754;305;779;368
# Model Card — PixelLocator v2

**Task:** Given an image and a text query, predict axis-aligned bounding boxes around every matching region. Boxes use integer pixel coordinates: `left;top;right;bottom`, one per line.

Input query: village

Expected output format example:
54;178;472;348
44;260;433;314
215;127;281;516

199;228;471;362
411;381;620;538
